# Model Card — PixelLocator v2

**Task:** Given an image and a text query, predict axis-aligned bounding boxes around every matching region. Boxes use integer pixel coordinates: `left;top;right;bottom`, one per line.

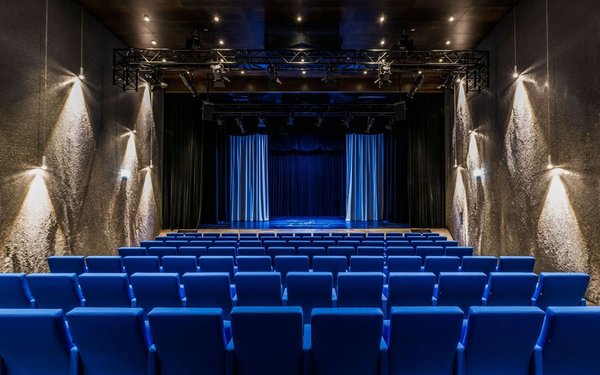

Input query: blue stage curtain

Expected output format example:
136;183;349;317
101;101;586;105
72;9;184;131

345;134;384;221
230;134;270;221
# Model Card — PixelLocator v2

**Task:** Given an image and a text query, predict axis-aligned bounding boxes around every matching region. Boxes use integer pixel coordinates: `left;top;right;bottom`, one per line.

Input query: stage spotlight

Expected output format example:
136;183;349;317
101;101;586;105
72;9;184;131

267;64;282;85
143;14;151;22
449;16;455;22
296;15;303;23
315;115;324;128
78;67;85;80
120;168;131;181
408;72;425;99
512;65;519;78
363;70;368;75
287;114;295;127
213;15;220;22
216;116;224;126
393;30;415;51
342;113;353;129
322;66;339;84
187;30;203;51
144;70;168;91
151;40;157;46
546;155;555;170
445;40;451;46
385;118;394;131
235;117;245;134
179;71;198;97
211;63;230;88
379;15;385;23
257;115;266;129
366;116;375;133
380;39;386;46
375;62;393;88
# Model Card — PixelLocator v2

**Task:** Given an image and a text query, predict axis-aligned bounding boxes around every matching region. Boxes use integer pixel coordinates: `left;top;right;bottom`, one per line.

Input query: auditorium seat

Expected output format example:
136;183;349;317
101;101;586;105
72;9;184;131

259;233;277;238
387;246;415;256
238;241;262;248
199;256;235;278
236;256;272;272
309;308;386;375
312;256;347;284
327;246;356;261
188;240;213;248
338;240;360;248
164;240;188;248
207;246;237;257
387;307;463;375
497;256;535;272
48;256;87;275
386;241;410;247
483;272;539;306
415;246;444;258
181;273;233;319
337;273;385;310
445;246;473;258
212;241;237;248
532;273;590;310
77;273;134;307
0;273;35;308
85;256;124;273
434;240;459;248
357;246;385;257
288;240;311;249
361;240;385;247
130;273;184;312
0;309;79;375
312;240;336;248
123;255;161;275
234;272;282;306
461;306;545;375
118;247;147;256
148;247;178;257
435;272;487;314
534;306;600;375
237;247;266;256
350;256;385;273
461;256;498;275
148;308;228;375
284;272;334;323
263;240;287;249
387;273;436;312
274;256;309;287
405;233;423;238
161;256;198;276
410;240;434;248
423;256;461;279
140;240;163;248
229;306;305;375
297;246;326;267
386;233;404;238
67;307;155;375
178;246;207;257
26;273;84;310
387;256;422;273
267;246;296;259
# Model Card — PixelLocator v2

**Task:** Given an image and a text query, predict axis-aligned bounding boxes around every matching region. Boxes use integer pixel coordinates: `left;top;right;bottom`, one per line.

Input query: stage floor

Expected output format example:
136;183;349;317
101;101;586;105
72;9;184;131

198;217;410;230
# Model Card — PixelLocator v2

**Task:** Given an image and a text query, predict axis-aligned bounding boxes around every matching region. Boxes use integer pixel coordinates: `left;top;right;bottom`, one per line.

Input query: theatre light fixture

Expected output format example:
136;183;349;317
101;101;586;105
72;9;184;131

211;63;230;88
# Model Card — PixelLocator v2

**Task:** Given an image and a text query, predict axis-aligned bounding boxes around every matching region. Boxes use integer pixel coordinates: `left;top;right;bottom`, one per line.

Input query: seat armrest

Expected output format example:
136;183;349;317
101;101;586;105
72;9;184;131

69;346;80;375
225;339;235;375
455;342;465;375
481;297;487;306
282;289;288;305
29;298;36;308
533;344;543;375
331;289;337;304
580;298;587;306
303;325;312;375
80;298;86;307
131;298;137;308
181;297;187;307
379;337;389;375
230;285;236;299
232;295;238;306
147;344;157;375
382;320;390;344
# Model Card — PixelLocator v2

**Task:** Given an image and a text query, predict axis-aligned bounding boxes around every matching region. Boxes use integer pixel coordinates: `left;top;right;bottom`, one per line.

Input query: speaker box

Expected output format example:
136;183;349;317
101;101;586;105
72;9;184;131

202;101;215;121
394;102;406;121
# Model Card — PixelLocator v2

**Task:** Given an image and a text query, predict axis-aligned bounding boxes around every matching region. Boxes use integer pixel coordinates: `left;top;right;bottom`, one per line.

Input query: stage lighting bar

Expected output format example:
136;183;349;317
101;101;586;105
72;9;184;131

407;73;425;99
179;71;198;97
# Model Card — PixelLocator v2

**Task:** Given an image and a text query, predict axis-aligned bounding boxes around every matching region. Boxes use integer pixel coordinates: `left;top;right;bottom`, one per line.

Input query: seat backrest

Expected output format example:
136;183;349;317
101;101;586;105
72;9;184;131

67;307;152;375
86;256;124;273
77;273;133;307
387;273;435;313
198;256;235;278
234;272;282;306
423;256;461;279
238;241;262;248
312;240;335;248
356;246;385;257
445;246;473;258
311;308;384;375
288;240;311;249
140;240;163;248
189;240;213;248
181;273;232;319
118;247;147;256
337;240;360;248
388;306;463;375
297;247;326;267
463;306;545;375
436;272;487;314
267;246;296;259
178;246;207;257
533;273;590;310
327;246;356;261
213;241;237;248
434;240;459;248
237;247;267;256
207;246;236;257
263;240;287;249
350;256;384;272
274;256;309;286
387;256;422;273
123;256;161;275
148;247;178;257
337;272;384;308
0;273;34;308
26;273;83;310
161;256;198;276
410;240;434;248
130;273;183;312
48;256;87;275
537;306;600;375
387;246;414;256
230;306;304;375
387;241;411;248
0;309;75;375
497;256;535;272
148;308;227;375
461;256;498;275
485;272;538;306
286;272;333;323
312;256;347;284
415;246;444;258
237;256;272;272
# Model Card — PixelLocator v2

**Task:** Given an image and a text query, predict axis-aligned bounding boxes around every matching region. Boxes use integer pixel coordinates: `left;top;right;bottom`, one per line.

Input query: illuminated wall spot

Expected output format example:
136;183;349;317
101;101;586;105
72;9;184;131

135;170;159;244
451;168;469;246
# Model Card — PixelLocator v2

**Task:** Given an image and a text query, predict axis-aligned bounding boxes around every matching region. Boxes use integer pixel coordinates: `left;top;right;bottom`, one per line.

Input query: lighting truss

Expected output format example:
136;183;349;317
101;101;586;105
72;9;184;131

114;48;489;92
208;103;398;117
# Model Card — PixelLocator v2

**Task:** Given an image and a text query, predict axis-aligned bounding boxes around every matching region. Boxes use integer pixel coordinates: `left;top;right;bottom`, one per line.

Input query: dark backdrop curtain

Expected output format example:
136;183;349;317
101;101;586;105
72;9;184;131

269;134;345;217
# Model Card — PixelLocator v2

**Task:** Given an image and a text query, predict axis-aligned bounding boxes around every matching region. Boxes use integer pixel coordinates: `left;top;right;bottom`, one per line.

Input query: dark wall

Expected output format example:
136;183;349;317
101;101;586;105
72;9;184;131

0;0;163;272
446;0;600;302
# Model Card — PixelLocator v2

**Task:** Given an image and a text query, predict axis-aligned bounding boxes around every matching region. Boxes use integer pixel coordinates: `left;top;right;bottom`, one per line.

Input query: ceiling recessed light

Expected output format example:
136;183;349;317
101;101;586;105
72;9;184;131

214;16;220;22
241;70;245;75
301;58;305;63
162;58;166;62
363;70;368;75
449;16;455;22
438;58;444;62
380;39;385;46
418;70;423;75
151;40;157;46
379;15;385;23
218;39;224;46
410;28;416;32
445;40;451;46
296;15;303;23
302;69;306;75
143;14;150;22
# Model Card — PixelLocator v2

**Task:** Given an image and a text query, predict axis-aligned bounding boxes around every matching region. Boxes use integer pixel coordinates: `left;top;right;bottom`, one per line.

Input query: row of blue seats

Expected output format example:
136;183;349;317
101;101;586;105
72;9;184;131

0;305;597;375
140;239;456;249
1;271;589;319
161;231;443;239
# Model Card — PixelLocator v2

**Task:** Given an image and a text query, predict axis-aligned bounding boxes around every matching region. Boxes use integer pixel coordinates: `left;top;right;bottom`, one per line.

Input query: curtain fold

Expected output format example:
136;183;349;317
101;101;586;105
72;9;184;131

230;134;270;221
345;134;384;221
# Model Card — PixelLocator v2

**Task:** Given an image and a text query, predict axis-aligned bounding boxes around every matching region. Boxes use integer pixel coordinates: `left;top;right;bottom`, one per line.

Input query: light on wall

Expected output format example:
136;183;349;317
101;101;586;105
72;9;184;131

473;168;484;179
120;168;132;181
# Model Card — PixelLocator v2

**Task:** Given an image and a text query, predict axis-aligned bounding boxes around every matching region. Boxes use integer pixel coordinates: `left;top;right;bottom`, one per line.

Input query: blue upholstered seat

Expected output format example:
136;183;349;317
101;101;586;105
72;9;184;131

387;246;415;256
410;240;434;248
288;240;311;249
461;306;545;375
181;273;232;319
234;272;282;306
238;241;262;248
297;247;326;267
123;256;161;275
461;256;498;275
86;256;124;273
67;307;155;375
237;247;266;256
434;240;459;248
178;246;207;257
535;306;600;375
532;272;590;310
148;247;178;257
387;306;463;375
161;256;197;276
199;256;235;278
484;272;538;306
445;246;473;258
0;309;78;375
207;247;237;257
140;240;163;248
285;272;333;323
0;273;35;308
148;308;228;375
26;273;84;310
424;256;461;279
415;246;444;258
387;273;435;312
436;272;487;314
77;273;134;307
274;256;310;287
497;256;535;272
164;240;188;249
229;306;305;375
48;256;87;275
309;308;386;375
337;272;384;309
386;241;411;248
130;273;184;312
236;256;272;272
263;240;287;249
327;246;356;261
357;246;385;257
267;246;296;260
313;256;347;284
387;256;422;273
312;240;335;248
118;247;147;256
350;256;385;273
